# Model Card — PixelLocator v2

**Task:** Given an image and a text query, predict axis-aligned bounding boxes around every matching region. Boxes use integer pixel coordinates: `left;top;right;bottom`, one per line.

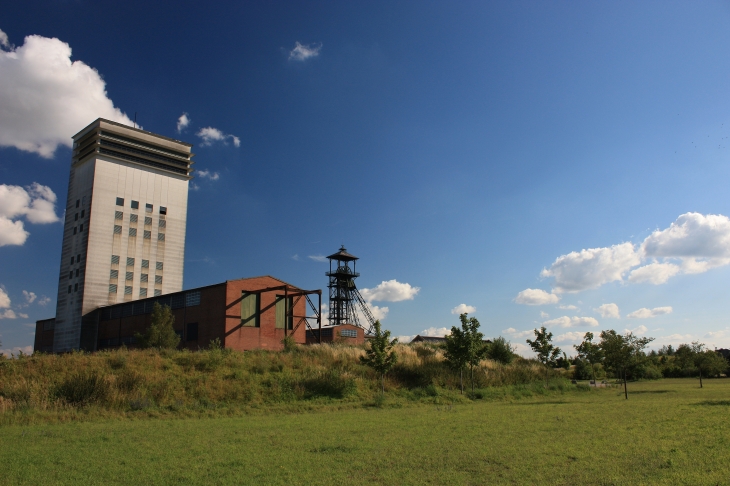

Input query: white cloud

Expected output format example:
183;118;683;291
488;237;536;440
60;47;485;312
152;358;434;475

291;254;300;261
595;303;620;319
0;288;10;308
541;242;640;293
38;296;51;306
360;280;420;302
626;306;673;319
196;169;220;181
558;304;578;310
176;113;190;133
0;30;132;158
554;331;587;344
514;288;560;306
502;327;534;339
0;183;60;246
0;345;33;358
642;212;730;260
0;309;18;319
196;127;240;147
419;327;452;337
363;303;389;321
308;255;328;263
543;316;599;328
288;41;322;61
22;290;36;304
628;262;681;285
705;328;729;339
540;311;549;319
451;303;476;315
624;324;648;335
0;29;11;49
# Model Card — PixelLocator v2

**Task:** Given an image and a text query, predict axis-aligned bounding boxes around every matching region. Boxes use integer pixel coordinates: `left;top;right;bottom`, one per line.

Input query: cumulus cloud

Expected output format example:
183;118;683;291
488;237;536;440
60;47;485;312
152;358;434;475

543;316;599;328
176;113;190;133
626;306;673;319
540;311;549;319
0;345;33;358
360;280;420;302
502;327;534;339
595;303;620;319
308;255;328;263
624;324;648;335
0;29;11;49
0;309;18;319
38;296;51;306
705;327;729;340
514;288;560;305
420;327;452;337
22;290;36;304
558;304;578;310
196;127;241;147
0;183;60;246
0;288;10;308
554;331;587;344
541;243;640;293
289;41;322;61
451;304;476;315
628;262;681;285
196;169;220;181
360;303;389;322
642;213;730;260
0;29;133;158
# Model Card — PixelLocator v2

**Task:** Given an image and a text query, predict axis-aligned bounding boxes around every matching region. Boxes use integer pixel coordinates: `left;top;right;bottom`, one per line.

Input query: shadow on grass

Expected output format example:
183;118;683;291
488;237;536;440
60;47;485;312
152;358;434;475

628;390;673;394
513;401;569;405
310;445;354;453
695;400;730;407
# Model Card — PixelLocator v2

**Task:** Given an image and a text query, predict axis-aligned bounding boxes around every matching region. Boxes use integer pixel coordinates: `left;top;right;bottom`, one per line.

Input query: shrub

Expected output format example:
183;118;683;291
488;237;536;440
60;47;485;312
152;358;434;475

55;372;110;406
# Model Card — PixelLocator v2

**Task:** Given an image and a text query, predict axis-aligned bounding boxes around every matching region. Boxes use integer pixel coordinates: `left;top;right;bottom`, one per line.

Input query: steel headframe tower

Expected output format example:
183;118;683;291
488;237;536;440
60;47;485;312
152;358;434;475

326;246;376;334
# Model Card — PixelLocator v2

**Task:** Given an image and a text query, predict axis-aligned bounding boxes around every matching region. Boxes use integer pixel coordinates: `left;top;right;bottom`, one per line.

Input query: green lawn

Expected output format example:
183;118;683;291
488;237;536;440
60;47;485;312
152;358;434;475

1;378;728;485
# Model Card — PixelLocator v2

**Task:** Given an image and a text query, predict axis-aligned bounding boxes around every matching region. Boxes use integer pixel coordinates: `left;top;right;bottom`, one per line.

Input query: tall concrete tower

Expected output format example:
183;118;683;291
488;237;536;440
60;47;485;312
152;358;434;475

53;119;194;352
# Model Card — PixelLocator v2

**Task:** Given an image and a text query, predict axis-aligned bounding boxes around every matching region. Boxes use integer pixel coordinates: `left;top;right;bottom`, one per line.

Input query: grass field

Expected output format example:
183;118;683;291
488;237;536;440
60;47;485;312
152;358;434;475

1;378;728;485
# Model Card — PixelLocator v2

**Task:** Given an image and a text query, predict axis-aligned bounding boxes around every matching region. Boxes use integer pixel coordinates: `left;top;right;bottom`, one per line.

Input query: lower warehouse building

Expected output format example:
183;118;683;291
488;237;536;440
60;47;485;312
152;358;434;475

34;276;320;352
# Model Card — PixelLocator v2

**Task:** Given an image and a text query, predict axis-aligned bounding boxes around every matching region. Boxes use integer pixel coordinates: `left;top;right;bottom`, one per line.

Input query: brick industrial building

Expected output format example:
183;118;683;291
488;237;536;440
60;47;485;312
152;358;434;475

35;276;323;352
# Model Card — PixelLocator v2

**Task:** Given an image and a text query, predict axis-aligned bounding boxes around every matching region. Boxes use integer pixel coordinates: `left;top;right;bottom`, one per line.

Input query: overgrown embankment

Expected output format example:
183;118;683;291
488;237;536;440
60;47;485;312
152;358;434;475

0;343;558;424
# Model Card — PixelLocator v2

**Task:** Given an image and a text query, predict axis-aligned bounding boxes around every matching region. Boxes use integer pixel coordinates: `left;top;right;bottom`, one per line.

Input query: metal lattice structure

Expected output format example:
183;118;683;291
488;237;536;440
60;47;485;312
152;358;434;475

326;246;376;335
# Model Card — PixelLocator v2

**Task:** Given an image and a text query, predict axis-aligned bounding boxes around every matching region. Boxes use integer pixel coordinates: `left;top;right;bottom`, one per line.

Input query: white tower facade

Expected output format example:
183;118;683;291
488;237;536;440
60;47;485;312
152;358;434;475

53;119;194;352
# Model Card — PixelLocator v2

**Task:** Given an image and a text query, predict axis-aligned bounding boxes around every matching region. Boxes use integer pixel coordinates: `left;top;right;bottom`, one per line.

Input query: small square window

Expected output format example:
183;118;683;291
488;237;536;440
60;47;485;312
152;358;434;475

158;219;166;228
114;225;122;235
124;286;133;295
144;217;152;225
76;200;80;208
79;224;84;232
155;275;162;284
109;284;118;293
70;257;74;265
143;230;151;239
185;291;201;307
68;286;72;294
140;288;147;297
69;271;73;279
115;211;123;220
130;214;138;223
111;255;120;264
154;289;161;296
186;323;198;341
75;213;79;221
141;259;149;268
73;227;77;235
156;262;163;270
131;200;139;209
129;228;137;237
160;206;167;215
141;273;148;282
126;257;135;266
74;283;78;292
125;272;133;281
75;269;79;277
116;197;124;206
158;233;165;241
77;254;81;263
146;203;153;213
81;210;85;218
110;270;118;279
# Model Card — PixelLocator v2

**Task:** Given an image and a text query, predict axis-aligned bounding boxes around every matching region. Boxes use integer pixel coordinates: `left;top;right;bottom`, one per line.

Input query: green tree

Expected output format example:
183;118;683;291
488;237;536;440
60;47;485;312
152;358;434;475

574;332;604;383
135;303;180;349
599;330;653;399
526;326;561;387
360;320;398;394
690;342;727;387
443;313;488;394
487;336;514;364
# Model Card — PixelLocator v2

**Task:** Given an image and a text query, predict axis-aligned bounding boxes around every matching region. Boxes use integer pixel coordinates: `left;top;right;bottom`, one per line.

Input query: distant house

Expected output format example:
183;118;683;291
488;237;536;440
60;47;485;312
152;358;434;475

716;348;730;360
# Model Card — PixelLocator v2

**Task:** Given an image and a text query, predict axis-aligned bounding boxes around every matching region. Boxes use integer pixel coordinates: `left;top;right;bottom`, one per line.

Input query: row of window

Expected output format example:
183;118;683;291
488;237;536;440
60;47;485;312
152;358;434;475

113;225;165;240
111;256;163;270
74;197;87;209
114;212;166;227
115;197;167;215
74;209;86;221
109;285;162;296
69;254;83;266
68;283;79;294
100;291;201;320
73;224;84;235
109;270;163;284
240;293;294;330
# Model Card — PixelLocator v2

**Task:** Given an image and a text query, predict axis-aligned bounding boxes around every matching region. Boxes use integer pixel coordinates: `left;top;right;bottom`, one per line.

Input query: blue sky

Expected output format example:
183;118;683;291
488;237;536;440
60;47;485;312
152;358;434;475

2;1;730;355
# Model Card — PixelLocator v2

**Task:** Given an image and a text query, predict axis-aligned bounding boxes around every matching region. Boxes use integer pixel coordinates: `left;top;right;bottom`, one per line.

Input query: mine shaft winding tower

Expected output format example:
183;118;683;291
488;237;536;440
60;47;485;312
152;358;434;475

326;246;376;334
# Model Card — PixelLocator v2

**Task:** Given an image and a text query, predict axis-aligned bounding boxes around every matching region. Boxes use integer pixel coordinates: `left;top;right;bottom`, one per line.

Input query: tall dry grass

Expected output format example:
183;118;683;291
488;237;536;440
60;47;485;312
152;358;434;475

0;343;553;424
